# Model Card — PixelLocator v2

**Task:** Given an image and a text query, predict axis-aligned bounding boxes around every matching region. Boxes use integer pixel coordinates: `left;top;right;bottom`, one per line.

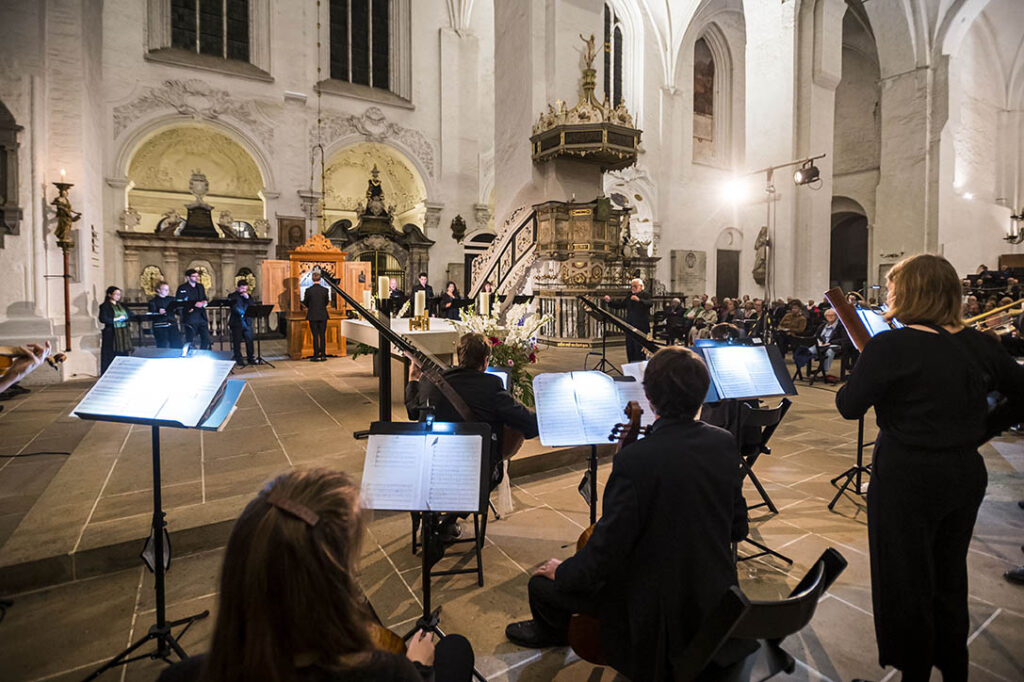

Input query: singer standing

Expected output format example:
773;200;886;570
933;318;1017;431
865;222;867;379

227;279;255;366
303;271;330;362
176;269;211;350
603;278;653;362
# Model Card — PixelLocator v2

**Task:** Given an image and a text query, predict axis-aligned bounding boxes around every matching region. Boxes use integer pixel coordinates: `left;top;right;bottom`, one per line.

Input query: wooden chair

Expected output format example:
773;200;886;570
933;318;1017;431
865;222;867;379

671;548;849;681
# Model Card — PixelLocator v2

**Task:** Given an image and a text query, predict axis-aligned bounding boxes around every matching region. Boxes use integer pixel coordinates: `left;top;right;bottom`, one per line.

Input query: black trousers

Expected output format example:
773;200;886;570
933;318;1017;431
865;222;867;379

309;319;327;358
184;322;211;350
867;440;986;681
527;574;600;639
230;324;254;362
152;325;180;348
625;335;646;363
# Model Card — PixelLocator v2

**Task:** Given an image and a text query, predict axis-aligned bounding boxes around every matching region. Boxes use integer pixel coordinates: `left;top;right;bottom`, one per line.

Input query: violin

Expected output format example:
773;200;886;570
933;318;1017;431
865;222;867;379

364;596;409;655
567;400;647;665
0;345;67;372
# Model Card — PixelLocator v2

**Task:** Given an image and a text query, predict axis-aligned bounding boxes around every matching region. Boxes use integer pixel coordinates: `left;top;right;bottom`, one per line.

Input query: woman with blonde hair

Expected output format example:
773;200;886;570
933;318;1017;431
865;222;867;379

159;468;474;682
836;254;1024;681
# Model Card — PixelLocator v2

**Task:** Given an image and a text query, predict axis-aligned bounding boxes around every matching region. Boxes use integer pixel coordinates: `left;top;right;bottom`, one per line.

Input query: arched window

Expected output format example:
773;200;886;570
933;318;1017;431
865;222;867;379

331;0;390;90
604;4;623;106
693;37;715;164
170;0;250;62
359;251;404;290
231;220;256;238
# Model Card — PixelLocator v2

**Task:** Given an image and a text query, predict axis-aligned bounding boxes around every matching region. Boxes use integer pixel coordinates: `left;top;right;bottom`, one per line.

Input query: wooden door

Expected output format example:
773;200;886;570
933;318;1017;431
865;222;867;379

716;249;739;299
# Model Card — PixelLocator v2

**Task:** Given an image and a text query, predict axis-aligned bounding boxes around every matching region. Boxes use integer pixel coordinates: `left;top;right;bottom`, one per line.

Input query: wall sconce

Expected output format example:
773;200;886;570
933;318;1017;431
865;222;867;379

1006;209;1024;245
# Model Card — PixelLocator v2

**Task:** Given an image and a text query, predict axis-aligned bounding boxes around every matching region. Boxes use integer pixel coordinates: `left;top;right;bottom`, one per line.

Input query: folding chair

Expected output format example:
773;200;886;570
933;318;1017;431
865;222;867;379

735;399;793;564
672;548;849;681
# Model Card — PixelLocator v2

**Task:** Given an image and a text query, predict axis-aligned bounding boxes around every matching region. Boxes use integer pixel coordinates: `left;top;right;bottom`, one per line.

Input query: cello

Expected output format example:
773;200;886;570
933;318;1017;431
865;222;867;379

566;400;648;665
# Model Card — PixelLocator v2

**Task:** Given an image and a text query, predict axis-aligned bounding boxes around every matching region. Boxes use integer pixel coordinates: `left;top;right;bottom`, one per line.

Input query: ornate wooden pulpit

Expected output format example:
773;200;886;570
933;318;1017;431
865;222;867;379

288;234;347;360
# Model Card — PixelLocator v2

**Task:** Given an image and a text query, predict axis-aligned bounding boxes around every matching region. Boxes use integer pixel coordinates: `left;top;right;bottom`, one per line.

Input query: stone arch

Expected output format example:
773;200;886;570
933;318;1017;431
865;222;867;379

113;114;275;195
830;196;869;294
322;135;438;201
122;122;267;233
322;141;429;230
860;0;918;78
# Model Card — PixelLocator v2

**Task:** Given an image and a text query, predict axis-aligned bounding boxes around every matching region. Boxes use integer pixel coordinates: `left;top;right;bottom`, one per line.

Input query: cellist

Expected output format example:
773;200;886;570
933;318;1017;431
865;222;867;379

504;347;748;682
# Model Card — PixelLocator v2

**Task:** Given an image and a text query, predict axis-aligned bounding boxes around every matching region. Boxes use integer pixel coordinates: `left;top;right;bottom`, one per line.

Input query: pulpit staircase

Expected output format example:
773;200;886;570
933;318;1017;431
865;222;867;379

468;208;538;311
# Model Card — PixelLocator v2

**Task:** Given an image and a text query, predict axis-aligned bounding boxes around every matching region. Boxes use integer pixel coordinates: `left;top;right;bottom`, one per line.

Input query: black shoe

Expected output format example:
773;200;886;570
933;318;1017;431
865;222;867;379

505;620;565;648
1006;566;1024;585
234;359;246;367
247;358;257;365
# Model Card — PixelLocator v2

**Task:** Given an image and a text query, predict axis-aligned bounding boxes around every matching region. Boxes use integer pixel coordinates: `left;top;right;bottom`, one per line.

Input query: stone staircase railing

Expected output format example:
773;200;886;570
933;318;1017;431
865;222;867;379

468;207;538;299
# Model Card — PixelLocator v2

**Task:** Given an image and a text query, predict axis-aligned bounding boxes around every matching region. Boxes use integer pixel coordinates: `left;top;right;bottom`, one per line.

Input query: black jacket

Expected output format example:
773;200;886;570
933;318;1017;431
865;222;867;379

553;418;747;682
175;282;208;326
404;367;539;458
227;291;252;329
411;283;435;301
607;289;653;331
148;295;176;328
303;284;330;322
810;320;849;349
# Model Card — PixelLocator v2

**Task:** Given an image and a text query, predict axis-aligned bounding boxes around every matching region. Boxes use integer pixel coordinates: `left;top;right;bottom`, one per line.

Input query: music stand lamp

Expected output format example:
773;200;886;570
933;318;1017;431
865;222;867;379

77;362;244;680
364;420;490;682
245;303;276;368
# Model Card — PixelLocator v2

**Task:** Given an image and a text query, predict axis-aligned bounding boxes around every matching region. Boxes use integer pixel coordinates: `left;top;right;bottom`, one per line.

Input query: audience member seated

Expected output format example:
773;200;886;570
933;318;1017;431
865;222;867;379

664;297;687;345
775;302;808;353
793;308;848;382
157;468;475;682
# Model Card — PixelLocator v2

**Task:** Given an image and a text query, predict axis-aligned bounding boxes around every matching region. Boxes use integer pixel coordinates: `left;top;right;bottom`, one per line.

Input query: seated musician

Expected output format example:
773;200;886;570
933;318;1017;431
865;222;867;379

157;468;475;682
504;347;748;681
406;333;539;492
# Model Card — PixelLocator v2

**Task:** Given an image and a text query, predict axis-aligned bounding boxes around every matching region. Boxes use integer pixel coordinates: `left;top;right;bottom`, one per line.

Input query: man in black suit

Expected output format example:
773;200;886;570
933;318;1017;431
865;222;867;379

227;279;255;366
406;333;539;487
410;272;435;314
175;269;211;349
603;277;653;362
793;307;849;382
505;347;748;682
302;271;330;361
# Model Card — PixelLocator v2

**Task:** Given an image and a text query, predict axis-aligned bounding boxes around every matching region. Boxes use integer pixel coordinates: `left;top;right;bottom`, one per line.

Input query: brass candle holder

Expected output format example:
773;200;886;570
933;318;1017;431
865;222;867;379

409;314;430;331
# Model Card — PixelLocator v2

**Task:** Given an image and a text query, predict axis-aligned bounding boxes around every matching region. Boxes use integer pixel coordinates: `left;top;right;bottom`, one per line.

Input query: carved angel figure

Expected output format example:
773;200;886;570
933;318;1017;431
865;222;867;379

52;186;81;247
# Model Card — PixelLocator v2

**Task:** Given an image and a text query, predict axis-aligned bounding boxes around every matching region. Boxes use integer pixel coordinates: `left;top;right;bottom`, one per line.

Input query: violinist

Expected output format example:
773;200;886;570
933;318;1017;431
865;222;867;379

505;347;748;681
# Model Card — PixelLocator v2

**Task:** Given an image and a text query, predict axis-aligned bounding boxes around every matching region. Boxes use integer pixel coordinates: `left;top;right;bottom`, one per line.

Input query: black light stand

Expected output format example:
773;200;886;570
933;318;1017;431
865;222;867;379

84;426;209;680
583;318;621;376
828;415;873;511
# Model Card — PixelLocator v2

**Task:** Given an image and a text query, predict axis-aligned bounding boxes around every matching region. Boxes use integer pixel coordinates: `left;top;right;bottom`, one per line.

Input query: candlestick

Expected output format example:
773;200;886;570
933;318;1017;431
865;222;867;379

377;276;389;301
414;290;426;317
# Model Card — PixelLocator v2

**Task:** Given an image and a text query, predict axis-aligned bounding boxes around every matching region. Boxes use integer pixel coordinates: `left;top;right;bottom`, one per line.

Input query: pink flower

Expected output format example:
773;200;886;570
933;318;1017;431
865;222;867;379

529;353;536;363
507;359;514;367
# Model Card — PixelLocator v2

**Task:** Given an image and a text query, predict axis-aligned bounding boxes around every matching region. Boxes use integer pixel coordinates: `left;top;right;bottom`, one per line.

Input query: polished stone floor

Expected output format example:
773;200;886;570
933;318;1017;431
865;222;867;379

0;343;1022;681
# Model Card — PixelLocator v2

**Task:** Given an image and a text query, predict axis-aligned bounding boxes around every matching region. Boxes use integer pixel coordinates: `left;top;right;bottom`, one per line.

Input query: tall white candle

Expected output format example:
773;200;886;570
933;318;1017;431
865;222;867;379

377;276;389;301
362;289;372;310
414;290;426;317
479;292;491;317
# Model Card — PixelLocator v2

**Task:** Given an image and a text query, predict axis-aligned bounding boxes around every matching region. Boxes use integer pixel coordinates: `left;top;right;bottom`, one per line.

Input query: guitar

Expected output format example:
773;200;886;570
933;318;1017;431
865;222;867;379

566;401;647;665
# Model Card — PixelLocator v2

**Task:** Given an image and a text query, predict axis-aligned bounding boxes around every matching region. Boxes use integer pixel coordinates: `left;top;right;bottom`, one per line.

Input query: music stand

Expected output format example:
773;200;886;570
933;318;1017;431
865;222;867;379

577;295;663;373
245;303;276;367
583;315;620;375
74;356;243;680
361;420;490;682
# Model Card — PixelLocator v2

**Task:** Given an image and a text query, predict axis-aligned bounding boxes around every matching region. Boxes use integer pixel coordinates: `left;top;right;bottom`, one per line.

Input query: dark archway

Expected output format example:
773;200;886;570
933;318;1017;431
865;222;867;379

830;211;868;294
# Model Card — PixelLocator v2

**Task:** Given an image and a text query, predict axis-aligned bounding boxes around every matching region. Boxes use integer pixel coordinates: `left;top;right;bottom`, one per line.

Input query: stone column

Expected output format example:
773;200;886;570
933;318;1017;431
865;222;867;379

221;252;237;295
424;202;444;237
473;203;491;232
163;249;180;288
793;0;847;298
744;0;800;298
122;247;141;302
297;190;322;237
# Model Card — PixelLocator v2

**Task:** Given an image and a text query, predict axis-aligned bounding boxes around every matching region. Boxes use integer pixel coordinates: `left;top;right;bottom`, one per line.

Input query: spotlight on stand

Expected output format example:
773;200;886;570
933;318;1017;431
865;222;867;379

793;161;820;186
1005;209;1024;245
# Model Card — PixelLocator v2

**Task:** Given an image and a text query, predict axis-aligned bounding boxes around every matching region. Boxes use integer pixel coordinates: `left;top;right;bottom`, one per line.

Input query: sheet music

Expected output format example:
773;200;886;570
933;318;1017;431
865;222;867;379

533;371;639;446
622;360;648;384
424;434;482;512
857;308;891;337
361;435;426;510
702;345;784;400
72;356;235;428
533;373;587;446
614;378;656;427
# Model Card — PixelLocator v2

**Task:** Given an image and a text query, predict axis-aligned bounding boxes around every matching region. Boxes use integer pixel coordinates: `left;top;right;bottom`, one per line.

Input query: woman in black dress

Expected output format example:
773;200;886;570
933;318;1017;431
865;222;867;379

836;254;1024;680
158;468;474;682
98;286;133;374
441;281;461;320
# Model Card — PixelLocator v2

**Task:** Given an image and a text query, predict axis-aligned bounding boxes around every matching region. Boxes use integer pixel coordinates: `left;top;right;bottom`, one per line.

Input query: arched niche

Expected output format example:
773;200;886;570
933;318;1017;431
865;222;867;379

830;196;869;294
125;124;266;233
323;141;428;230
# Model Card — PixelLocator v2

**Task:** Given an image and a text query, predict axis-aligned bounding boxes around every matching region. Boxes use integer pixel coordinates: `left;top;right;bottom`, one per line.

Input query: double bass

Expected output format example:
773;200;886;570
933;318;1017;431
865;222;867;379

566;400;647;665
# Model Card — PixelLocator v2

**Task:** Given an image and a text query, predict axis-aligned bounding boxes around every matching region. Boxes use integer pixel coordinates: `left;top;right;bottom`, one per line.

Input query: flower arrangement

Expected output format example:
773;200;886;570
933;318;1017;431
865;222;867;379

452;302;552;406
